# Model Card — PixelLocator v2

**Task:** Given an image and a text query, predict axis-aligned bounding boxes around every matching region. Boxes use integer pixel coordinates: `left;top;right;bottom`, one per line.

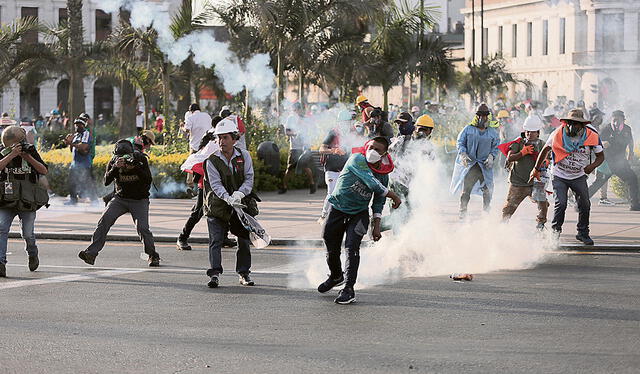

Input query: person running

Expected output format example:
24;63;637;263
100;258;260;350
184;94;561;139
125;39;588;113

202;119;257;288
531;109;604;245
318;136;402;305
587;110;640;211
500;115;549;229
450;103;499;218
78;139;160;266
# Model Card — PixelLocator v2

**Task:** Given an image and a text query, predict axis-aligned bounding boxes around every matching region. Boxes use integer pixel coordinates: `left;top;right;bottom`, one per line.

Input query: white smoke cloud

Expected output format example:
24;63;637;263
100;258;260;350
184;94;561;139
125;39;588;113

288;140;554;289
92;0;274;100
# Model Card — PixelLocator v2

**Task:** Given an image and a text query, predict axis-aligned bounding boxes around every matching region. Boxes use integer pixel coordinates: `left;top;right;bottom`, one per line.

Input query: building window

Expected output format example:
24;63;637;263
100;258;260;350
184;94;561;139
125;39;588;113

512;24;518;57
95;10;112;42
527;22;532;56
21;7;38;43
58;8;68;26
603;13;624;52
498;26;503;54
559;18;566;54
482;28;488;58
542;20;549;55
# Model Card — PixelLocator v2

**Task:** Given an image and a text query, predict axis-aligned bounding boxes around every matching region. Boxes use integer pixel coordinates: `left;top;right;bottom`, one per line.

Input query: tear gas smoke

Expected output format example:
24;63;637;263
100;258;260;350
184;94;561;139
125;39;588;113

93;0;274;100
288;140;555;289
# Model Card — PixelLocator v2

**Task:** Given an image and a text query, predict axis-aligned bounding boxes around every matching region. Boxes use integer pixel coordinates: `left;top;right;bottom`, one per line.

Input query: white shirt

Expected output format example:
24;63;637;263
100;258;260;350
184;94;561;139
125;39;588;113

546;130;603;180
184;110;212;151
136;114;143;128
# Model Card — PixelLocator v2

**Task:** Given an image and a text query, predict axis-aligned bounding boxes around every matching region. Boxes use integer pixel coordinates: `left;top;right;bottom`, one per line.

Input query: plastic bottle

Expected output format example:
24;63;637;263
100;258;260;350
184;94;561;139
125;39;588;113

450;273;473;281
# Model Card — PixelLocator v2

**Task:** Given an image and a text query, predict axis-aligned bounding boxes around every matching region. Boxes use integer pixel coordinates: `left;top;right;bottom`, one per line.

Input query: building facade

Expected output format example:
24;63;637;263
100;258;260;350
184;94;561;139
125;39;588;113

462;0;640;109
0;0;178;121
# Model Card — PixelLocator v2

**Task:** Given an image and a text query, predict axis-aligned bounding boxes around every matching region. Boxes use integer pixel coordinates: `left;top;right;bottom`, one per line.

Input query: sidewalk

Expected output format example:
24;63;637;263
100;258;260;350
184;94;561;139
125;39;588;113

11;188;640;249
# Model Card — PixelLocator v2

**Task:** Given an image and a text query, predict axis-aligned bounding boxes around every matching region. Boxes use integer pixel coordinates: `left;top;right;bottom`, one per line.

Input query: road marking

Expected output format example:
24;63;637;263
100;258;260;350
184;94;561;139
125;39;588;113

0;269;145;290
5;263;299;275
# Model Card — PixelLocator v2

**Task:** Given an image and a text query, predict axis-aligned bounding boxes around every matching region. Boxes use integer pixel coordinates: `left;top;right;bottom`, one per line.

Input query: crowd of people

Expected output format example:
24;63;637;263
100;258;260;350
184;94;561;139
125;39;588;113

0;95;637;306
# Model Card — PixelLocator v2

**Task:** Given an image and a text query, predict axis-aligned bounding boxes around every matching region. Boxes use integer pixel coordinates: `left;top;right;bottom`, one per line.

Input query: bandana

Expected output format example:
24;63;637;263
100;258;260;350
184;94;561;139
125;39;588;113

351;140;394;175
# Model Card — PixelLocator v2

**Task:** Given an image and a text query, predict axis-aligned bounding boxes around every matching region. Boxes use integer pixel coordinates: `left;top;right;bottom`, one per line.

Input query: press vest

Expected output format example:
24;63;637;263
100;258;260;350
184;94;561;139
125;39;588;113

203;148;247;221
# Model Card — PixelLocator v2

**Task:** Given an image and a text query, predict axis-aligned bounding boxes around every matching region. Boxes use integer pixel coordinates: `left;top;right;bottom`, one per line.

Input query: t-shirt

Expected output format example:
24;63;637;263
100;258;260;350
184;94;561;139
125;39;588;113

71;130;92;169
546;132;603;180
0;148;47;183
136;114;144;129
184;111;212;151
508;138;544;187
321;130;348;172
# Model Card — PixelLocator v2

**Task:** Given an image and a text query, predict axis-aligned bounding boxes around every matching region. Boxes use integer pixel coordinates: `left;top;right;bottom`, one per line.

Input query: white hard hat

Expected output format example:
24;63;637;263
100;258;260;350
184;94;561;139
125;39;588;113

522;115;543;132
543;107;556;117
214;118;239;135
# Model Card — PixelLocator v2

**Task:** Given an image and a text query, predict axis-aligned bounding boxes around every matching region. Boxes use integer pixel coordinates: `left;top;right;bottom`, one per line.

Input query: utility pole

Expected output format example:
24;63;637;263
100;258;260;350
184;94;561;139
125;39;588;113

417;0;425;106
471;0;475;64
480;0;484;60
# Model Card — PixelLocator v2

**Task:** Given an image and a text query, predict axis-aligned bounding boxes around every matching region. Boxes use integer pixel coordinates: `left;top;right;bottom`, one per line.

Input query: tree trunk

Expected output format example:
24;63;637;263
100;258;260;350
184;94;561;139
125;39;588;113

176;57;192;117
383;85;389;111
67;0;85;120
297;66;305;106
276;41;283;117
119;77;137;137
162;61;171;117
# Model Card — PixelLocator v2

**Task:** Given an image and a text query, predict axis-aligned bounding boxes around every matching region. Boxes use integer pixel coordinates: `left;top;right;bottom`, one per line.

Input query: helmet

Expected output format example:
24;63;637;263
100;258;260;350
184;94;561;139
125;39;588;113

394;112;413;124
337;110;353;122
475;103;490;115
543;107;556;117
497;110;510;119
214;118;239;135
355;95;368;105
415;114;434;128
522;115;543;132
411;106;420;113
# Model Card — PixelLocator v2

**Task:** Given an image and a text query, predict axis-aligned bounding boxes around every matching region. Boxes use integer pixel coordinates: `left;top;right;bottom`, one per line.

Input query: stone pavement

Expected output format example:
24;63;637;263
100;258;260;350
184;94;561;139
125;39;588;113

11;187;640;247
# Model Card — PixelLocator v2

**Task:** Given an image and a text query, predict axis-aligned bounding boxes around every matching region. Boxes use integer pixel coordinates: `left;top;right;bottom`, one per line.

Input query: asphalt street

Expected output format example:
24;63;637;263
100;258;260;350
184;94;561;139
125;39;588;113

1;239;639;374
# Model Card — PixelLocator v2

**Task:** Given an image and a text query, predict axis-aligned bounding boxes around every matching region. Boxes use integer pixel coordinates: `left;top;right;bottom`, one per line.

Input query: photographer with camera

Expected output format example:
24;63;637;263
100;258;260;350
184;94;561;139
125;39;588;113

64;117;97;205
0;127;49;277
78;139;160;267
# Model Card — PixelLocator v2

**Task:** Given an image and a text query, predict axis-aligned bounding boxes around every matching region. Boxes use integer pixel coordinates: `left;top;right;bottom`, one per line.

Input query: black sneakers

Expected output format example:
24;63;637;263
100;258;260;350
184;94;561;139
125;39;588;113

576;233;594;245
239;274;254;286
335;287;356;304
309;184;317;194
176;237;192;251
207;276;219;288
28;255;39;272
148;254;160;267
78;250;96;265
0;263;5;277
317;275;345;293
223;237;237;248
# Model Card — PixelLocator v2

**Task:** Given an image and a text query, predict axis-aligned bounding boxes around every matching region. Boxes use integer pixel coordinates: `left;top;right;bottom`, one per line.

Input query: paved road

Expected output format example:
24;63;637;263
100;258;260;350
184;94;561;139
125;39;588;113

1;239;639;373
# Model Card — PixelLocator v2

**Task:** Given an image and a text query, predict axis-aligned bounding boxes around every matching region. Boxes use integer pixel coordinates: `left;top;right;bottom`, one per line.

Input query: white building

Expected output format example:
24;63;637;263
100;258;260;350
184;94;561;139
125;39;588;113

462;0;640;109
0;0;179;121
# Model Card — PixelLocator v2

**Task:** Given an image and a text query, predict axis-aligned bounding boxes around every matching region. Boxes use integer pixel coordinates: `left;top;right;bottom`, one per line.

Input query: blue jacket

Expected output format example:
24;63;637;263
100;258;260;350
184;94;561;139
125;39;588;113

450;125;499;194
329;153;389;216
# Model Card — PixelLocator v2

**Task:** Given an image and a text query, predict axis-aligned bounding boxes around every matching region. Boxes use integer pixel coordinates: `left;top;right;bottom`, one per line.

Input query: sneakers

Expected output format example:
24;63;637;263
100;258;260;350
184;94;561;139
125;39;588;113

148;254;160;267
78;250;96;265
317;275;345;293
334;287;356;305
207;276;219;288
0;263;5;277
28;255;39;272
598;198;615;206
176;237;192;251
223;237;237;248
277;188;287;194
309;184;317;194
239;274;255;286
575;233;594;245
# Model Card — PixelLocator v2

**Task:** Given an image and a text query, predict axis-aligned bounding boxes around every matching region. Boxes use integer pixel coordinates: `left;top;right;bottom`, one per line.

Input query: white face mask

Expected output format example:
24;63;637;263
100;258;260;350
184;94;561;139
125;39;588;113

366;148;382;163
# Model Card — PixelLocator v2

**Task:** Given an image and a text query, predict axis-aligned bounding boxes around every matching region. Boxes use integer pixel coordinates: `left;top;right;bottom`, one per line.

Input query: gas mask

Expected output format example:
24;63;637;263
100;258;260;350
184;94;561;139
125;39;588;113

365;148;383;163
566;122;584;137
613;119;624;131
398;122;415;136
476;117;487;129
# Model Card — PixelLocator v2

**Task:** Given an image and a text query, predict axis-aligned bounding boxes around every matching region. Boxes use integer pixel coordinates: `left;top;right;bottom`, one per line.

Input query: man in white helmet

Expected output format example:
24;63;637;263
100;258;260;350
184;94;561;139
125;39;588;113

500;115;549;229
202;118;257;288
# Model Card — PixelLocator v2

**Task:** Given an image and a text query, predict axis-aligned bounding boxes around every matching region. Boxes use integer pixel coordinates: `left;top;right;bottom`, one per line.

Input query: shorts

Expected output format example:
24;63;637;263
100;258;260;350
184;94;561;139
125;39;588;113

286;149;303;172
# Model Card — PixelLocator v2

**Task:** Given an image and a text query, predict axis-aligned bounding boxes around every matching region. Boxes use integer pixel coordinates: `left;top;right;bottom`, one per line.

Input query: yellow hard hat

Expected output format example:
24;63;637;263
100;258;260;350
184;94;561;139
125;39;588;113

355;95;368;105
497;110;510;119
415;114;434;128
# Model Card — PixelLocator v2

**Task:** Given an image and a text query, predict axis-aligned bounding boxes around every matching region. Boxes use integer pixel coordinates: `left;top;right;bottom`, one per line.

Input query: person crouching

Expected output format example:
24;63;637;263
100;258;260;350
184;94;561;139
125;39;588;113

318;136;401;304
202;119;257;288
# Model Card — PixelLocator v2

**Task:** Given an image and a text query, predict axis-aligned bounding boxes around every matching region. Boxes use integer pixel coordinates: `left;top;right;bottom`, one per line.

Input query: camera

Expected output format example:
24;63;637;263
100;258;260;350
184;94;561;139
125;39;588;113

19;140;36;154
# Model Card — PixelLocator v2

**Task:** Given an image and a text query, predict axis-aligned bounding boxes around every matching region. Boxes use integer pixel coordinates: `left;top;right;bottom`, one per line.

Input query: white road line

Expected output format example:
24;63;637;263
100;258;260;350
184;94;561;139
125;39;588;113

5;263;298;275
0;269;145;290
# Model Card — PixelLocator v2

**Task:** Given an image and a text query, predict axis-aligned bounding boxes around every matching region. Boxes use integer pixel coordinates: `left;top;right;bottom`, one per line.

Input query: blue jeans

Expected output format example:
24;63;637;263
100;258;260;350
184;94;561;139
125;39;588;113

206;215;251;277
552;175;590;234
322;207;369;288
0;208;37;264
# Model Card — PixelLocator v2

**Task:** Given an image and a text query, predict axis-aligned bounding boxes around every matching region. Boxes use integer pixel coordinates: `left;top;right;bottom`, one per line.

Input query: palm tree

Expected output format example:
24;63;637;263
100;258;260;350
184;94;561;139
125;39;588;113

67;0;86;120
411;34;454;102
460;54;526;103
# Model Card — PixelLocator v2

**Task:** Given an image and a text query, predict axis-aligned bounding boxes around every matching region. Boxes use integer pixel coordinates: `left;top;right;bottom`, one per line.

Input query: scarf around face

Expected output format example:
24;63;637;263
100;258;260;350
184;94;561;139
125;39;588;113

352;139;394;175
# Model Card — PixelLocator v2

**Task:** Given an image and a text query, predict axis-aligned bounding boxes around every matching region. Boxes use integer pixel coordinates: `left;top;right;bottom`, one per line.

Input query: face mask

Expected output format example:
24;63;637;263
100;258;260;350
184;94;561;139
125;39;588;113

567;123;583;137
414;131;428;140
366;148;382;163
355;125;364;134
477;118;487;129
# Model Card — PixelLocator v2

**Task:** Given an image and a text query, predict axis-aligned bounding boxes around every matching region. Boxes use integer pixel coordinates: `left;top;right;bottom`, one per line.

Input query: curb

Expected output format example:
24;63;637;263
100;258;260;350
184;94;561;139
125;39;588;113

8;232;640;252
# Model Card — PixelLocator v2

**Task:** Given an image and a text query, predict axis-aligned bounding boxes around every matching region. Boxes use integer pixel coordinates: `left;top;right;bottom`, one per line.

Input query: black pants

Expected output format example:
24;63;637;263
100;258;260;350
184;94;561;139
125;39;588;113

322;207;369;289
460;164;491;212
180;188;204;240
588;160;639;207
69;167;98;201
552;175;590;234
